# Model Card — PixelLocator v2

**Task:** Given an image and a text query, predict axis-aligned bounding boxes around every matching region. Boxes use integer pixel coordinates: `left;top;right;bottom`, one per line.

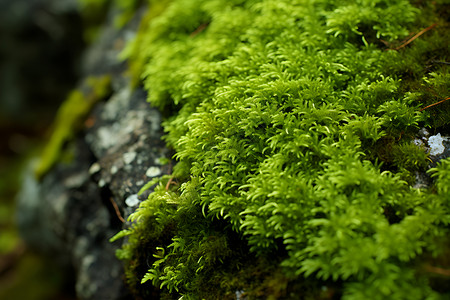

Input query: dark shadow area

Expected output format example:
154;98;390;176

0;0;85;299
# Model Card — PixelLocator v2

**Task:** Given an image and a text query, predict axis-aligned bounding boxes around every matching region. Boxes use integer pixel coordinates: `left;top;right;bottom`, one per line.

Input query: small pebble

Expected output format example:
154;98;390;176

89;162;101;175
146;166;162;177
111;165;118;174
123;151;137;164
125;194;140;207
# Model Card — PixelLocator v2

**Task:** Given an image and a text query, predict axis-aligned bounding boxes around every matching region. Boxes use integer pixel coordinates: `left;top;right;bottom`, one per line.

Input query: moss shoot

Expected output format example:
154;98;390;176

111;0;449;299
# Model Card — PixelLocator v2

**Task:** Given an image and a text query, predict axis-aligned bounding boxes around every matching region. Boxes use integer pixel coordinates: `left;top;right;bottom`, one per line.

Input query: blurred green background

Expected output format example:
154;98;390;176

0;0;86;298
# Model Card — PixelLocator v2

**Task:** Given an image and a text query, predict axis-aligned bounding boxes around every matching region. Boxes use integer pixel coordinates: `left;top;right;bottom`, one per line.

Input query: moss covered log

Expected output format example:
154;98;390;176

109;0;449;298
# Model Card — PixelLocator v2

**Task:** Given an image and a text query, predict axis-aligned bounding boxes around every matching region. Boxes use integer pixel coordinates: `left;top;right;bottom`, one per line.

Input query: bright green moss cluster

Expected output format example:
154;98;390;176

113;0;450;298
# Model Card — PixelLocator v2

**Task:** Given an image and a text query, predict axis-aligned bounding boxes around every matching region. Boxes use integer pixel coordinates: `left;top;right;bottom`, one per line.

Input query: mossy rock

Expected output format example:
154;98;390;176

34;75;112;180
111;0;450;299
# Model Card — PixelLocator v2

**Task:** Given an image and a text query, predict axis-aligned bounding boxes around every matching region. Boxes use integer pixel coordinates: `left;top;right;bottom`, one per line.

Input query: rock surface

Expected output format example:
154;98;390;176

16;3;171;300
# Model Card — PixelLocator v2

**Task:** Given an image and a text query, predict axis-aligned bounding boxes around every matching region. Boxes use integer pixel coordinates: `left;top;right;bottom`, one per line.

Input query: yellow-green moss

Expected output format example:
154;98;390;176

113;0;449;298
34;75;111;180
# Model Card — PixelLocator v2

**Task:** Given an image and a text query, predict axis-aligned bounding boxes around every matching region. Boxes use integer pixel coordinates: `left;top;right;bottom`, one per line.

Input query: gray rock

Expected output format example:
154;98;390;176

17;87;169;300
85;86;170;207
412;129;450;189
17;137;133;300
16;2;171;299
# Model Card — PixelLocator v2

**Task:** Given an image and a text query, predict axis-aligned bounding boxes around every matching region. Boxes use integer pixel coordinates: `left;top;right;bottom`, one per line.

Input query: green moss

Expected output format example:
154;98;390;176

113;0;449;298
392;141;428;176
34;75;111;180
123;0;178;88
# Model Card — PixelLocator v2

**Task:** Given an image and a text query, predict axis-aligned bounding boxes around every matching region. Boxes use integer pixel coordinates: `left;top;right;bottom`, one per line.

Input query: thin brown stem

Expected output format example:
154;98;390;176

393;23;437;50
424;265;450;277
109;197;125;223
190;23;209;37
419;97;450;112
165;177;174;191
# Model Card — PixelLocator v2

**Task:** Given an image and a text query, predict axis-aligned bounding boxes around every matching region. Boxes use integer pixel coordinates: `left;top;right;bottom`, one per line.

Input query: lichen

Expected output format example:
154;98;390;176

111;0;449;298
35;75;112;180
429;133;447;156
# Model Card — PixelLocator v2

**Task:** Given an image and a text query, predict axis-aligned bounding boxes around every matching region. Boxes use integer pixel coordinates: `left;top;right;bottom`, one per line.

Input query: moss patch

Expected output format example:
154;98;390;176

114;0;449;298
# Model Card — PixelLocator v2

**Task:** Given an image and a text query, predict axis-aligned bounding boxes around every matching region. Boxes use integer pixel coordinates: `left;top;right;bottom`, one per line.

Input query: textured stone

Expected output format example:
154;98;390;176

15;3;170;299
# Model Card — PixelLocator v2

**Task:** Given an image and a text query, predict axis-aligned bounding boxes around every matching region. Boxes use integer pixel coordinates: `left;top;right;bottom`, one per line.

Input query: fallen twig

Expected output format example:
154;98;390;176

392;23;437;50
109;197;125;223
429;60;450;66
419;97;450;112
165;177;174;190
190;23;209;37
424;264;450;277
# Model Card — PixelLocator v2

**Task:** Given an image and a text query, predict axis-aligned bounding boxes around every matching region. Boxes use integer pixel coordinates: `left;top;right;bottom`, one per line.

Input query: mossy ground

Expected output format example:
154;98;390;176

112;0;449;299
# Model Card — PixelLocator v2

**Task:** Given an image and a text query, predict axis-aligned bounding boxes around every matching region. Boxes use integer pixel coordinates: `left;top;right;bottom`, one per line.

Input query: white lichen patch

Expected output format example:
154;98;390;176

428;133;446;156
98;178;106;188
64;173;87;189
146;166;162;177
89;162;101;175
123;151;137;164
110;165;119;174
125;194;140;207
102;87;132;120
97;125;119;150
